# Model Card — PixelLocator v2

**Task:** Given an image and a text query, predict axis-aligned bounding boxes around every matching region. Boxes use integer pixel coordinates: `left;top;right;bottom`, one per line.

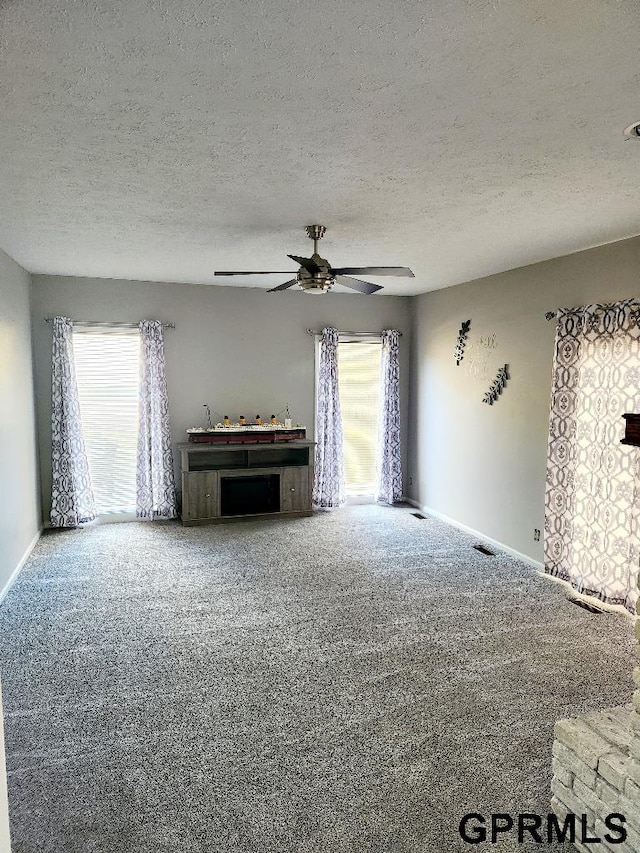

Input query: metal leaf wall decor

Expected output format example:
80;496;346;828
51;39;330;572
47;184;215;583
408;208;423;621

454;320;471;365
482;364;509;405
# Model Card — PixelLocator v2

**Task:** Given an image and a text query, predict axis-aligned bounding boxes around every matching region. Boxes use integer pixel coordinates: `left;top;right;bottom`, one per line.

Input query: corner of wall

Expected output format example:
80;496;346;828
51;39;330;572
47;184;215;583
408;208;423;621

0;248;42;595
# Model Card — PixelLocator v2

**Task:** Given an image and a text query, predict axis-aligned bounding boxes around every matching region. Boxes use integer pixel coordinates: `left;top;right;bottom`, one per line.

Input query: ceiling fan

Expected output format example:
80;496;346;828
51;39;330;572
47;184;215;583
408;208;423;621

214;225;415;295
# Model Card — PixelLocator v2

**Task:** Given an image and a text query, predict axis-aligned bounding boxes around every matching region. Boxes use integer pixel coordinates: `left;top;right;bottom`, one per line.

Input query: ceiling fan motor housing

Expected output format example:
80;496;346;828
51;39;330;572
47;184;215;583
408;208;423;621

297;252;333;293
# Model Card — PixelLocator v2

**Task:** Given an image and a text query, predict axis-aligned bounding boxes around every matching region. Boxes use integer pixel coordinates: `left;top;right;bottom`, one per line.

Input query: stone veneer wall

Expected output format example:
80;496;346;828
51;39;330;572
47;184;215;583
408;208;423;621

551;612;640;852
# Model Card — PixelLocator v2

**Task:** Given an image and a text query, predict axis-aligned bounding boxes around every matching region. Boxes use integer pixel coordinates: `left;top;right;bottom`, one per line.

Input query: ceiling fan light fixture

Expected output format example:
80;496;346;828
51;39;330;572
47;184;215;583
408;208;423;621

298;276;332;293
297;258;333;293
301;284;330;294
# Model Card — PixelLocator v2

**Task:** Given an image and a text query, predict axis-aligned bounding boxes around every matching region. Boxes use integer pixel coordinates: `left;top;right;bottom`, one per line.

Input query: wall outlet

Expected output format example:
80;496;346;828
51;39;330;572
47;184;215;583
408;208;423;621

533;528;541;542
408;476;413;485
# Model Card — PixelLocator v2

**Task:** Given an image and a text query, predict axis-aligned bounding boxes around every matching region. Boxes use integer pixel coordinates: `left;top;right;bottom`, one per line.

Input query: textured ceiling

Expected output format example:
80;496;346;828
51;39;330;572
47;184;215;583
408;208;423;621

2;0;640;295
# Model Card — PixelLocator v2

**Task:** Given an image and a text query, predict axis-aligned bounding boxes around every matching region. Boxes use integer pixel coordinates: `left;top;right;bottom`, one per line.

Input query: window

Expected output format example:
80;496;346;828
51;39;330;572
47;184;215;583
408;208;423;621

337;339;382;497
72;327;140;514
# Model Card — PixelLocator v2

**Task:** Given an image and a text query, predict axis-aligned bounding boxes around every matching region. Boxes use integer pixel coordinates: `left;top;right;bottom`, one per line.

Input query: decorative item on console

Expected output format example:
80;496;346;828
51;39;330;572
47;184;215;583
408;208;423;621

188;404;306;444
203;404;214;430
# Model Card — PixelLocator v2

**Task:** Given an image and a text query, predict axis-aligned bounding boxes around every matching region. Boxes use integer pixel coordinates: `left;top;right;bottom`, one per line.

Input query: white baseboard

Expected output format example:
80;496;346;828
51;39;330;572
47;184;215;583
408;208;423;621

0;528;42;605
408;500;636;620
409;500;544;571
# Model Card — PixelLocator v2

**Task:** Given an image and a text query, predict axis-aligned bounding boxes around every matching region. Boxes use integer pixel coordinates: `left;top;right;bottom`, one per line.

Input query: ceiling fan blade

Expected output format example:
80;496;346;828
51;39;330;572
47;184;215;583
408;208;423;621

287;254;320;274
332;266;414;277
214;271;296;276
266;279;298;293
334;275;383;295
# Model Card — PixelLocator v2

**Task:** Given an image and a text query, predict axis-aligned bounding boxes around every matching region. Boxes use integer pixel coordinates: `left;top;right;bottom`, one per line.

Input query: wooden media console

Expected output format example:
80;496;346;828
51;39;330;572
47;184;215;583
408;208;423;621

178;440;315;525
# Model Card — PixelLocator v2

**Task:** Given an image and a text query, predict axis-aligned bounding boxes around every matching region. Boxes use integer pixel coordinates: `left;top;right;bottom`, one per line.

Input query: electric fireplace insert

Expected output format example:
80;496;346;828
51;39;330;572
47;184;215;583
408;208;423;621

220;474;280;516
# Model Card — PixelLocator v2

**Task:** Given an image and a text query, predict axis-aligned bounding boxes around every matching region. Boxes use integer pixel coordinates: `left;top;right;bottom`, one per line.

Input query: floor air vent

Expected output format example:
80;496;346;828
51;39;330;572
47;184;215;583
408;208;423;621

411;513;426;520
568;596;605;614
473;544;495;556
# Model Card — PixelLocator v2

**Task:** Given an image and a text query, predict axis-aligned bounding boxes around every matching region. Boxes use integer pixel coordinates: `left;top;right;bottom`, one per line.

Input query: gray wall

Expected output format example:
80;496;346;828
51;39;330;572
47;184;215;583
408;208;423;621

408;235;640;563
31;276;411;521
0;249;40;590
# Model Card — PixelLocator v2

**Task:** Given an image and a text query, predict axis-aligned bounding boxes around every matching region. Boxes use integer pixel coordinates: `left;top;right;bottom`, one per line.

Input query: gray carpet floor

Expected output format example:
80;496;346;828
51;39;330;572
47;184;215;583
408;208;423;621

0;505;636;853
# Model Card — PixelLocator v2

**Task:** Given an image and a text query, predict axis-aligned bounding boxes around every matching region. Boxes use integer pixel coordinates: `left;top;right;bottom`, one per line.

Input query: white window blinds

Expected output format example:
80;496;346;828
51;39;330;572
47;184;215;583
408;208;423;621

72;327;140;514
337;339;382;496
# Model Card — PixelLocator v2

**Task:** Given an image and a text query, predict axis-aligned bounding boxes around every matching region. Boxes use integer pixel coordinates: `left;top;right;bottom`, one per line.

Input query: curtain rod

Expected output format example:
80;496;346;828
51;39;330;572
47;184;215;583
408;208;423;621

305;328;402;337
45;318;175;329
545;305;640;321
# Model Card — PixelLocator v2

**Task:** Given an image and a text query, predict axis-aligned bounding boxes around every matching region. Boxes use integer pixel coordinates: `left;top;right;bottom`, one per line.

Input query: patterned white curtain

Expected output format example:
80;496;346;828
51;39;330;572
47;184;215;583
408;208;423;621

313;327;345;508
544;300;640;613
376;329;403;504
136;321;177;519
50;317;97;527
